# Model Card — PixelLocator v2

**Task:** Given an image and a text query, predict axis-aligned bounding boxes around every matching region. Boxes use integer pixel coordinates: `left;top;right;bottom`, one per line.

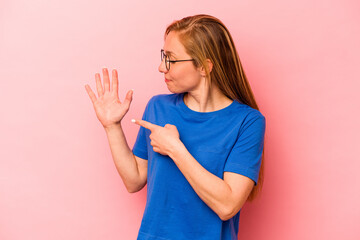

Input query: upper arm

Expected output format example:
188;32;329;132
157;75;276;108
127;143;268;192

223;172;255;219
134;155;148;192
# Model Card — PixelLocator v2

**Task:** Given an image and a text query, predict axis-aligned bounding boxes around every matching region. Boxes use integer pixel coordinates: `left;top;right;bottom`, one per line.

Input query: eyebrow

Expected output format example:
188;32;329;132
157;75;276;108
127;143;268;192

162;49;177;56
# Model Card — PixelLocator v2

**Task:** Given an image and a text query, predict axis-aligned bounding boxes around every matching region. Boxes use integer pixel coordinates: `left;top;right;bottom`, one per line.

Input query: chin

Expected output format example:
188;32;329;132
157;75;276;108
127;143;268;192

167;89;178;94
166;88;184;94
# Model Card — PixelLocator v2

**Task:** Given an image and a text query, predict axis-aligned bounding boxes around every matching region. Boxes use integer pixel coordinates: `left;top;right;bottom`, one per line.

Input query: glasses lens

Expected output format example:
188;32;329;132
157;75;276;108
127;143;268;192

161;50;170;70
166;56;170;70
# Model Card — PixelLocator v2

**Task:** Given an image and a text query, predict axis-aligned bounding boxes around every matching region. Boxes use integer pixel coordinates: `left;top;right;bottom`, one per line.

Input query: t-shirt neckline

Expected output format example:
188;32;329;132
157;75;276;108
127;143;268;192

178;92;237;118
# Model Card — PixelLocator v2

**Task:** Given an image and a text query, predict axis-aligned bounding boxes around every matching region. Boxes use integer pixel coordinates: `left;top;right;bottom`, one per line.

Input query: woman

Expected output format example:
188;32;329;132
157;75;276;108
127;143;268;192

85;14;266;240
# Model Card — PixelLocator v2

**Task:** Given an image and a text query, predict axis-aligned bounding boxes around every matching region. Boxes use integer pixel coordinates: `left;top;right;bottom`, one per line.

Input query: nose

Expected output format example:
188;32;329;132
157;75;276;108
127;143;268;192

158;58;168;73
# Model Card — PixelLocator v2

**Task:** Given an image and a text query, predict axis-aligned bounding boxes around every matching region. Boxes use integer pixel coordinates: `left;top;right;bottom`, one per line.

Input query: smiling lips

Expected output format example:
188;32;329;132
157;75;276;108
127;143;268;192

165;78;171;82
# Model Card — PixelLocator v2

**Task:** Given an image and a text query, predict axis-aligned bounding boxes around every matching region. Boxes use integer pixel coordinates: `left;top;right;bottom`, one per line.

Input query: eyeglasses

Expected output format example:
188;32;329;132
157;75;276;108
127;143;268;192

161;49;194;70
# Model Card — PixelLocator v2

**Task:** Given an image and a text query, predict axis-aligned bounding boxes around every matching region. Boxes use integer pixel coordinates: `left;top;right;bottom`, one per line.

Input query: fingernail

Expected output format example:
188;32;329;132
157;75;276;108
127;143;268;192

131;119;136;123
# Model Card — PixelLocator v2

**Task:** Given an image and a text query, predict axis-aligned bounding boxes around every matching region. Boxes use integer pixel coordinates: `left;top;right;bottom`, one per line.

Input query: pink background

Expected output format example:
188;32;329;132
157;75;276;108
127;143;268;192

1;0;359;239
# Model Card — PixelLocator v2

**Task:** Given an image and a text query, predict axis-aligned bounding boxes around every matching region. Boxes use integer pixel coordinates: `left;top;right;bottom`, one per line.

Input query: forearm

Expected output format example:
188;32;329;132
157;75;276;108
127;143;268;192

104;124;141;192
168;142;233;221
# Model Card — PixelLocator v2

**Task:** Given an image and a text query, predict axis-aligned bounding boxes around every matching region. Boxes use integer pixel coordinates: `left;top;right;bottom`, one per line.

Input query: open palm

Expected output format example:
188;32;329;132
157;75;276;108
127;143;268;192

85;68;133;128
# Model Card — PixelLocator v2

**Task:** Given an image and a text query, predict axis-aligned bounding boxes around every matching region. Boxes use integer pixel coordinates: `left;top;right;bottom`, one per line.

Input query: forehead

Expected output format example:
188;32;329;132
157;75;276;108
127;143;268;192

163;31;187;56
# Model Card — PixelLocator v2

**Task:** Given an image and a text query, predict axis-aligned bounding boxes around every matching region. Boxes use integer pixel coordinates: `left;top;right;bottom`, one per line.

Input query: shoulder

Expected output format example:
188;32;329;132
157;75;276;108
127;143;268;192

243;109;266;135
246;108;265;123
148;93;179;106
232;101;265;121
143;93;180;123
142;93;179;114
230;102;266;131
150;93;178;102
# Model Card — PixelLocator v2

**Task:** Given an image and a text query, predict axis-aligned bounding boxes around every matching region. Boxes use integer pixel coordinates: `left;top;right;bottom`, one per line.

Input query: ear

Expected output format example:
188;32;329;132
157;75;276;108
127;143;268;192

198;59;213;77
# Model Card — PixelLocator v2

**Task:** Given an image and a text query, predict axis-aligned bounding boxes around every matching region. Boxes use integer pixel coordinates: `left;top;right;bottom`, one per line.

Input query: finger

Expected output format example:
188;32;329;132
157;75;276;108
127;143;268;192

112;69;119;99
103;68;110;92
123;89;134;109
84;84;97;104
131;119;158;131
95;73;104;98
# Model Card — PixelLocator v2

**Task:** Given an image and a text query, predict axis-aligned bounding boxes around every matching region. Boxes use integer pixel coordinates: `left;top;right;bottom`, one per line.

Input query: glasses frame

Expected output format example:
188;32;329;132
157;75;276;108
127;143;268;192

161;49;195;70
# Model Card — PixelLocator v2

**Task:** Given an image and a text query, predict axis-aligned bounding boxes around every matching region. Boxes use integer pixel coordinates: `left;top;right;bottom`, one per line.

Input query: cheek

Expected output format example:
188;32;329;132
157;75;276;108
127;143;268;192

171;66;200;84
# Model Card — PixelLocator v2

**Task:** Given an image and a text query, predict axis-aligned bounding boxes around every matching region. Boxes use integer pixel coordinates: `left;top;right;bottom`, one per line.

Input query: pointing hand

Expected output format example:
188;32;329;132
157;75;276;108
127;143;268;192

132;119;182;156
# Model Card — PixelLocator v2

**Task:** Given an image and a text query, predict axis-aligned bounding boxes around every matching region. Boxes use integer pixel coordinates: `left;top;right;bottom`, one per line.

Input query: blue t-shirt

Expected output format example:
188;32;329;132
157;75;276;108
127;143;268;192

132;92;266;240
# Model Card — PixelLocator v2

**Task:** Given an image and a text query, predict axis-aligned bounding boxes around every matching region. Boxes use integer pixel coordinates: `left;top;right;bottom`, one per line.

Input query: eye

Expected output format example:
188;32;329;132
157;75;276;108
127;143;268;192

167;54;174;61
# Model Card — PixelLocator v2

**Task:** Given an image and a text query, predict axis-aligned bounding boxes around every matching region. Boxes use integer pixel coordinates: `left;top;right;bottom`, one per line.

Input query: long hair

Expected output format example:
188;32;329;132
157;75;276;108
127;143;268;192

165;14;265;202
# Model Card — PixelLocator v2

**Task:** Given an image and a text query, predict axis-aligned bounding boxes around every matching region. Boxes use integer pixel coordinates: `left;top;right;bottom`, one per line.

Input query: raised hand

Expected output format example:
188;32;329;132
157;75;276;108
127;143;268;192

85;68;133;129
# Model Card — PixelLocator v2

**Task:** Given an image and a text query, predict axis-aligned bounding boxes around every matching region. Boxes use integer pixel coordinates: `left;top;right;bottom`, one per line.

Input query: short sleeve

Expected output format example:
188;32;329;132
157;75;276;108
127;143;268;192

224;113;266;185
132;98;153;160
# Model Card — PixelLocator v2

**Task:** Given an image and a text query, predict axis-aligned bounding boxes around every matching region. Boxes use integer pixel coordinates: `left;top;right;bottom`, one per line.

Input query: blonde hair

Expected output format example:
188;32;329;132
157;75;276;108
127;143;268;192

165;14;266;202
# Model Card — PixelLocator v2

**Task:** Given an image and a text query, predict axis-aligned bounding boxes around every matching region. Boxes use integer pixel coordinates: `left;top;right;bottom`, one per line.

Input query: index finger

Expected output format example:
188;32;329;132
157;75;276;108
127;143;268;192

131;119;158;131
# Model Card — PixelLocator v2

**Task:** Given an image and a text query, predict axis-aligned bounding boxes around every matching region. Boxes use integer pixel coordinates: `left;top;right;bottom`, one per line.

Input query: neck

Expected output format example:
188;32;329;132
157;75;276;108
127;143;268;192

183;86;232;112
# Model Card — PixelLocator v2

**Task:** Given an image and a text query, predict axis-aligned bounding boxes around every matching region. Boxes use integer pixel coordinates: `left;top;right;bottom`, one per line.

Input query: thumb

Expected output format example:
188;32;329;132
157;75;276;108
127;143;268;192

123;89;134;107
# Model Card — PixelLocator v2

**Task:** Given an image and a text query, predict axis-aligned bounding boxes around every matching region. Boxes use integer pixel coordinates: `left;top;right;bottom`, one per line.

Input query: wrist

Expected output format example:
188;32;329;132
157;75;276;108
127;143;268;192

168;140;186;160
104;123;122;132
